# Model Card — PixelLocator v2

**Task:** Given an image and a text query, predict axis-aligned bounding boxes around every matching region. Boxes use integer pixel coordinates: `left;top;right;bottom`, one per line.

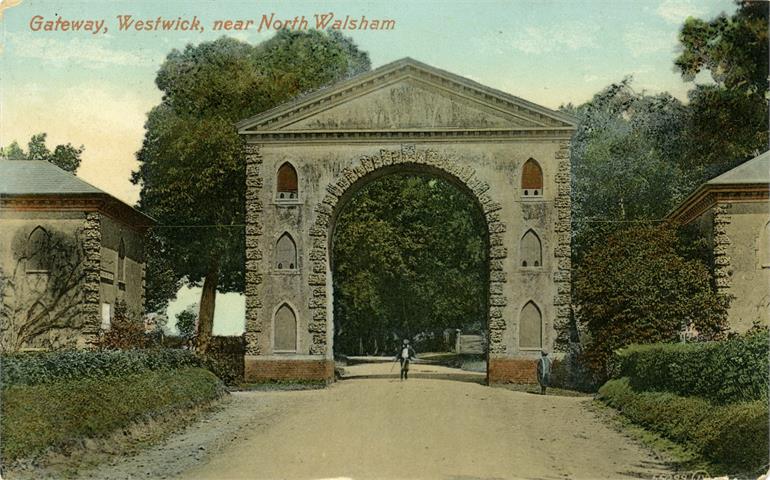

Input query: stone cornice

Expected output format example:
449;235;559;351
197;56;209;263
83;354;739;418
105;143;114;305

0;193;155;232
243;127;574;144
668;183;770;225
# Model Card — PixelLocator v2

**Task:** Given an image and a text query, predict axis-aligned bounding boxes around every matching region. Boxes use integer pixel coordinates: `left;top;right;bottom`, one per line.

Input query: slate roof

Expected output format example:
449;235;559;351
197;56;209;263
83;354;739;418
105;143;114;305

667;150;770;223
0;159;103;194
0;159;154;226
706;150;770;185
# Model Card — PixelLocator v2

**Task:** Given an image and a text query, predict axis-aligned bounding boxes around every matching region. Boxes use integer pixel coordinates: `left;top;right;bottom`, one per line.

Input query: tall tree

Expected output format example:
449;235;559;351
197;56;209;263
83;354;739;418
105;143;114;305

1;133;84;173
132;31;370;351
676;0;768;174
566;79;692;260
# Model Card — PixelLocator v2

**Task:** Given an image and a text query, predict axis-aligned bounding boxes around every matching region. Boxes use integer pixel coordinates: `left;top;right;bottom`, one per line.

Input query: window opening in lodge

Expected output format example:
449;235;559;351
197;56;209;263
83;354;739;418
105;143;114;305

276;233;297;270
520;229;542;267
521;158;543;197
274;303;297;352
277;162;298;200
519;301;543;349
117;238;126;284
761;221;770;268
26;226;50;272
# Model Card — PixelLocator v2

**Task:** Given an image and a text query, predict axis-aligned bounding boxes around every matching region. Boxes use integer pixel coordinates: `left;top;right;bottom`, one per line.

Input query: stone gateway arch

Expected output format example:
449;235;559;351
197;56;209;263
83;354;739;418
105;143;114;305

237;58;575;384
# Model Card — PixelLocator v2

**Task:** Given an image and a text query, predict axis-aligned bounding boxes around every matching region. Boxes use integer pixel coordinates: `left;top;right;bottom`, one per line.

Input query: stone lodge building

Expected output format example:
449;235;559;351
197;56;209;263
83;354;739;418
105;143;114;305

237;58;576;383
0;160;153;351
668;150;770;332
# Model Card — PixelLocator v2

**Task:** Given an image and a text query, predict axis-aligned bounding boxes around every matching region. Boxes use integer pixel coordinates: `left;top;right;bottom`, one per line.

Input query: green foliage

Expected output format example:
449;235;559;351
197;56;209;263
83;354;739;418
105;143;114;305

599;378;769;473
2;141;26;160
0;349;201;387
132;32;370;340
332;174;487;354
675;1;768;173
617;330;769;404
1;367;223;463
199;336;245;385
565;80;695;258
1;133;84;173
92;301;148;350
175;304;198;339
143;232;182;314
574;222;730;379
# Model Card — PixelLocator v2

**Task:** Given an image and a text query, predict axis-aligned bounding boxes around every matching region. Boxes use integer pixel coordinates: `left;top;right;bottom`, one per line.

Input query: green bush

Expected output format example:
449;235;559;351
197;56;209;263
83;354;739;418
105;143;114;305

599;378;769;472
617;330;769;404
200;336;246;385
1;367;224;463
0;349;201;387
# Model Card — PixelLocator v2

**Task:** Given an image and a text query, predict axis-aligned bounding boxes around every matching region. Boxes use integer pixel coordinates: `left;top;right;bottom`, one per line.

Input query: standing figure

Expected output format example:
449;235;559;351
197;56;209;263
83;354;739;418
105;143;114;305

537;350;552;394
396;339;416;380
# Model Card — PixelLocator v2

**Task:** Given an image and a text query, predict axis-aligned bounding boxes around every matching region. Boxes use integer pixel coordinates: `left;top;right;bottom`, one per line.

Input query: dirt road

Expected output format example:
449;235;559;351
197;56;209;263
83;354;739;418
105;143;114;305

176;363;670;480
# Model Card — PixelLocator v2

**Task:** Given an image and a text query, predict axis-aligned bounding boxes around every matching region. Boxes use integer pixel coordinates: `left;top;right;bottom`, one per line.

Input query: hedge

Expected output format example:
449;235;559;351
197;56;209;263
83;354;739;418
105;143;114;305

1;367;224;464
616;330;768;404
0;349;202;387
599;377;768;472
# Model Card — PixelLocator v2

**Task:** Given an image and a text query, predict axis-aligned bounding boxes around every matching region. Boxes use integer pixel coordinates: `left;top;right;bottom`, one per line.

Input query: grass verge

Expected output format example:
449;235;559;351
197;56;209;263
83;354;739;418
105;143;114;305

598;377;768;476
1;367;225;466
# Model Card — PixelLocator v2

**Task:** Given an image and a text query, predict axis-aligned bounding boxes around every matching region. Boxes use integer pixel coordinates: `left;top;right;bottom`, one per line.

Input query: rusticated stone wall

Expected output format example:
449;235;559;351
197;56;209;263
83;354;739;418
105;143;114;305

552;141;572;350
244;144;265;355
305;144;509;356
712;203;732;293
82;212;102;344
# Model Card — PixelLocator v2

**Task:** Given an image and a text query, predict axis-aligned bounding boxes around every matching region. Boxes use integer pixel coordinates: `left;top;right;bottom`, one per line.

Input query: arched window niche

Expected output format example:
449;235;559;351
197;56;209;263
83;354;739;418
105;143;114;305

760;221;770;268
26;226;50;273
276;162;299;201
117;238;126;287
519;301;543;350
276;232;298;271
273;303;298;353
520;229;542;268
521;158;543;198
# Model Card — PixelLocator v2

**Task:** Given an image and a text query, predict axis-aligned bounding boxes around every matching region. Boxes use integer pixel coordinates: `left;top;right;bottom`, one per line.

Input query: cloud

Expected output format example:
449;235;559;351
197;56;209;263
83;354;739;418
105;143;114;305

9;33;161;68
475;22;599;56
623;25;675;57
656;0;703;24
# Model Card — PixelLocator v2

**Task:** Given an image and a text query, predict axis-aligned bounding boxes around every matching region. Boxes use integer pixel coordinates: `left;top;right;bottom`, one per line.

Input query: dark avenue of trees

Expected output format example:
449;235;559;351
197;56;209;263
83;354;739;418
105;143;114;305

331;174;489;356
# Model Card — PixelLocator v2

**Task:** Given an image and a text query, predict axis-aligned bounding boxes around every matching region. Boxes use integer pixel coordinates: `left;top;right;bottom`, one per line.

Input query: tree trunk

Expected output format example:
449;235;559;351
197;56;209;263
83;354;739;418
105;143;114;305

197;256;219;353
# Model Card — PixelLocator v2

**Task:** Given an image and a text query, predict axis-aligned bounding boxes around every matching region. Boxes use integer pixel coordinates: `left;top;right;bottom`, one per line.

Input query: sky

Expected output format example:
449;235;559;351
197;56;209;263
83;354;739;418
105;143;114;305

0;0;737;334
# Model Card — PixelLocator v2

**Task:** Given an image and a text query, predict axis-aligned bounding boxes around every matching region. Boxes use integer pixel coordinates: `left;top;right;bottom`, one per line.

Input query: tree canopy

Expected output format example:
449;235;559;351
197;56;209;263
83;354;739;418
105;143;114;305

132;31;370;349
332;174;487;355
1;133;84;173
565;80;693;259
676;0;768;174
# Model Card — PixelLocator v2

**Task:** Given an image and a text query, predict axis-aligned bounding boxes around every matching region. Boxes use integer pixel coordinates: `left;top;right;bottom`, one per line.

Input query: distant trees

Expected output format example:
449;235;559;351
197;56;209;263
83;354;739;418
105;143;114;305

565;1;765;380
132;31;370;351
332;175;487;354
175;306;197;340
565;80;693;259
2;133;84;173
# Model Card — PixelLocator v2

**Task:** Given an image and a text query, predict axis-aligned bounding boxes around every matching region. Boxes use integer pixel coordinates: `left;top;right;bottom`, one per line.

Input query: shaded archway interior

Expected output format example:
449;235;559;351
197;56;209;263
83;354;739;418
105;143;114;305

327;162;491;359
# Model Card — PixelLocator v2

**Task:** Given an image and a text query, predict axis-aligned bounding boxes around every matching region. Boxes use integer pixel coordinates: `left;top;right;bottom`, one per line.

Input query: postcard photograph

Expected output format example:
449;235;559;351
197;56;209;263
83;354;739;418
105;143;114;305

0;1;768;479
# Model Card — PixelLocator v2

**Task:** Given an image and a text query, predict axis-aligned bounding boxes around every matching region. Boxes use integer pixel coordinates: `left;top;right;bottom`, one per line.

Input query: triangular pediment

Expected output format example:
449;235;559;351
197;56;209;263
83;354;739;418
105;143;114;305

237;58;575;134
